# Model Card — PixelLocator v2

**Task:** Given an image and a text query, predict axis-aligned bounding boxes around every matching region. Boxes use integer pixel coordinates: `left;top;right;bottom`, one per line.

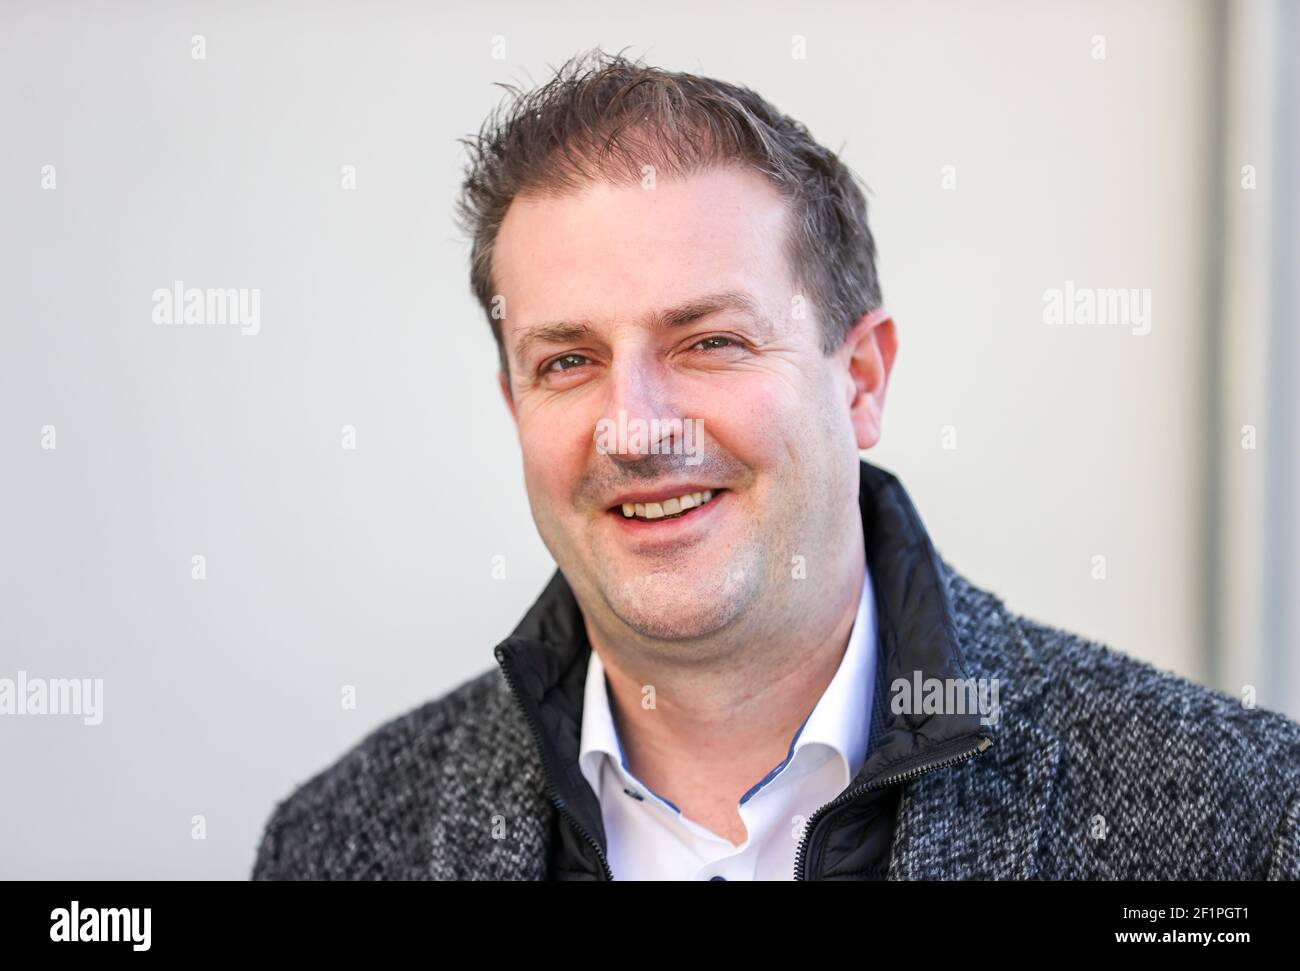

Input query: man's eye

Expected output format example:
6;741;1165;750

545;353;590;373
693;336;737;351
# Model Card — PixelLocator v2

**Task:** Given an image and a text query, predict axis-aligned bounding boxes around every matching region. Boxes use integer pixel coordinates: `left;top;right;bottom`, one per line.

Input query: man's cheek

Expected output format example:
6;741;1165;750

711;398;789;463
524;455;567;513
521;429;583;507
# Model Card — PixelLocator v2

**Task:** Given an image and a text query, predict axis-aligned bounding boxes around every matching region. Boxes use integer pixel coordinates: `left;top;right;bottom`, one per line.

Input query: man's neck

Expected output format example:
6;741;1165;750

585;542;867;843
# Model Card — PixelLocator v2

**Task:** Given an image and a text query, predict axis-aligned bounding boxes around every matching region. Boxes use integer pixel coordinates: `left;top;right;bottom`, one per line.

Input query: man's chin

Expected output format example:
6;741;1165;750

597;562;761;642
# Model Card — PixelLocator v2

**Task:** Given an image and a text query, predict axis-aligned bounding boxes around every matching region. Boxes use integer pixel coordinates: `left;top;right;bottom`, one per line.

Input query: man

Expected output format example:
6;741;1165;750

252;50;1300;880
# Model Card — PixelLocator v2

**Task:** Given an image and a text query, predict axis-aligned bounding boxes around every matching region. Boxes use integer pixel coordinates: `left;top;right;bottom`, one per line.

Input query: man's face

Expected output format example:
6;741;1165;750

493;165;868;645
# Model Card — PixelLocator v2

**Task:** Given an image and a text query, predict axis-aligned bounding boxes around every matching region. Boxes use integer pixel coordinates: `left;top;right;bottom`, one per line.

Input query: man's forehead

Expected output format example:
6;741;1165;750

492;168;795;350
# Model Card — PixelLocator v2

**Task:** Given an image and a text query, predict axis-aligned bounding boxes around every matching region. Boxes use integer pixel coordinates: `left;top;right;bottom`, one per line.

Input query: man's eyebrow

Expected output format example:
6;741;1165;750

651;289;770;331
512;290;772;364
512;321;598;365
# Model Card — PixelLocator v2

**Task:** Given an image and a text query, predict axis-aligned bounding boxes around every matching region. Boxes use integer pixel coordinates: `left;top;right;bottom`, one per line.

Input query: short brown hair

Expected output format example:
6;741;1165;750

455;47;883;375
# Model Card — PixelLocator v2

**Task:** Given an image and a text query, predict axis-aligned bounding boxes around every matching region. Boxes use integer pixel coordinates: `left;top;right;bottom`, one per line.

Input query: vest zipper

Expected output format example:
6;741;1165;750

794;733;993;880
497;649;614;881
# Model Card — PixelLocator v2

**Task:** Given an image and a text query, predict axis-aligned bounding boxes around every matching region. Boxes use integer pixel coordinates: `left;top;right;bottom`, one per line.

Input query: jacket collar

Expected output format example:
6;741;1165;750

494;459;997;878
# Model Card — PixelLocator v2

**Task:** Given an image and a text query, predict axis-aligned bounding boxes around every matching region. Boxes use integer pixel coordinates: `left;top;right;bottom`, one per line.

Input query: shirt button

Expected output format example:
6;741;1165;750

622;787;644;801
709;875;727;881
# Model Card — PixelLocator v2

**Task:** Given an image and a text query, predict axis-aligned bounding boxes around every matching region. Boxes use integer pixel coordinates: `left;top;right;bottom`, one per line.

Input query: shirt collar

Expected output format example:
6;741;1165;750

578;648;622;796
578;560;877;801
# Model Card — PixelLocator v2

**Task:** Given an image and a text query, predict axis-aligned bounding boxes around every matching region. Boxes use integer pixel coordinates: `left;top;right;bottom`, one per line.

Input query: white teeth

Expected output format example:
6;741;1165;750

620;489;720;521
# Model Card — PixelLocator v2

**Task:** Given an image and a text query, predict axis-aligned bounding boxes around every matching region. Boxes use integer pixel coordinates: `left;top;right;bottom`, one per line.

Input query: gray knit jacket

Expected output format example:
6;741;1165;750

252;462;1300;880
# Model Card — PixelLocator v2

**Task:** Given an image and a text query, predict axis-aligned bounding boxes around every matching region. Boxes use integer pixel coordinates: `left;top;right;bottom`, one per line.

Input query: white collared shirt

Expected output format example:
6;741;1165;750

578;565;877;880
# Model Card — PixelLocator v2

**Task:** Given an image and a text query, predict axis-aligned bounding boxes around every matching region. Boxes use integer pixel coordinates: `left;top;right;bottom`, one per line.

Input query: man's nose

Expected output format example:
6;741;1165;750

597;357;681;463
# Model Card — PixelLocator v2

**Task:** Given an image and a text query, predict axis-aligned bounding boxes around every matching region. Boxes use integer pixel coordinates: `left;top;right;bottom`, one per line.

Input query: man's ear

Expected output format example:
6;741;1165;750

841;308;897;450
498;369;518;424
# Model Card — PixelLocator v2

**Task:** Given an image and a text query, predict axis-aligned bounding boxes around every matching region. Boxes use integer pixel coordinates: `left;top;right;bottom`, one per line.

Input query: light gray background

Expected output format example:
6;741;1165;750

2;0;1296;878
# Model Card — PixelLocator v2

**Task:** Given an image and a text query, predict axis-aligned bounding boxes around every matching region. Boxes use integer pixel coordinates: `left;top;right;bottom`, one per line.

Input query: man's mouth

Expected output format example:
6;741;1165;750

609;488;725;523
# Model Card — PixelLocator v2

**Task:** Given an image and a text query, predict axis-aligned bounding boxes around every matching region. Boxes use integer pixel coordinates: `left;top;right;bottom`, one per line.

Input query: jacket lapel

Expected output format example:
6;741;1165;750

885;555;1063;879
887;716;1061;878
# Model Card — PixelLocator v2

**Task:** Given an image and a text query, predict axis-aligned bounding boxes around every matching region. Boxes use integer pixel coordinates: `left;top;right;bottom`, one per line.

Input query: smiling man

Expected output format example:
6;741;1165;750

253;50;1300;881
